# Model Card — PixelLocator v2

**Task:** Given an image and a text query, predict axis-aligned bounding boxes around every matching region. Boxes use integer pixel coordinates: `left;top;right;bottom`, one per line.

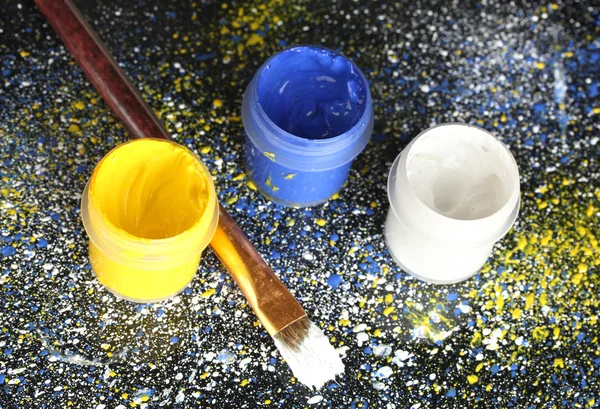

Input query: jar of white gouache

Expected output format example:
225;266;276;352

385;123;520;284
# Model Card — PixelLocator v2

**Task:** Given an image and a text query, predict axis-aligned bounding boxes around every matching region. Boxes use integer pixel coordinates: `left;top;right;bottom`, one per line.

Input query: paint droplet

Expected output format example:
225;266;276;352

327;273;343;289
170;336;179;344
315;219;326;226
375;366;393;379
201;288;215;298
353;323;367;333
373;344;392;357
467;375;478;384
307;396;323;405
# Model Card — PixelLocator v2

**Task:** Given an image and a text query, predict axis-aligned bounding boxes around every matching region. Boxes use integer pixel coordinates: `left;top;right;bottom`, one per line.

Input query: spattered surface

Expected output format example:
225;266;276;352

1;1;599;408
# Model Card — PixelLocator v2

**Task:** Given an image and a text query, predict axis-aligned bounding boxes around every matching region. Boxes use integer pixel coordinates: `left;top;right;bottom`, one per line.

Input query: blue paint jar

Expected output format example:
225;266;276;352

242;46;373;207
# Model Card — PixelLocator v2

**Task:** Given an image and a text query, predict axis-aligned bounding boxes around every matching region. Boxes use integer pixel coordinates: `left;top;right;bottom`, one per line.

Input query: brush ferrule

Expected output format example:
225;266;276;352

210;205;307;335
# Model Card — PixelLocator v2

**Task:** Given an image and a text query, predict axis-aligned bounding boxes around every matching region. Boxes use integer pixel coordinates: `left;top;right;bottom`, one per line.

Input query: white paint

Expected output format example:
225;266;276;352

353;323;367;333
273;320;344;389
307;395;323;404
385;123;520;283
373;344;392;357
374;366;393;379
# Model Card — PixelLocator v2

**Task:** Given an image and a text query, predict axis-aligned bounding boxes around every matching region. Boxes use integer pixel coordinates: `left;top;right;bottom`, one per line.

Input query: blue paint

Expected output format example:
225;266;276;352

327;273;343;289
256;48;367;140
170;336;179;344
243;46;373;207
1;246;15;257
446;388;456;397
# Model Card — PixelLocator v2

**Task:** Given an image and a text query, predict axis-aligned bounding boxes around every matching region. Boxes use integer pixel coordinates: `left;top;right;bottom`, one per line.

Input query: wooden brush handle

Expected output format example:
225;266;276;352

36;0;307;332
35;0;170;140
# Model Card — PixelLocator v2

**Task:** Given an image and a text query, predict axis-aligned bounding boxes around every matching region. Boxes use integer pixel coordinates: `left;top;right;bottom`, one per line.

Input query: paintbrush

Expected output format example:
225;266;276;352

35;0;344;389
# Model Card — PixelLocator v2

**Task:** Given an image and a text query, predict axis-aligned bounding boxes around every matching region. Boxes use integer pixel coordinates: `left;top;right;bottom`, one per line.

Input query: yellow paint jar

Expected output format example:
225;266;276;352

81;138;218;302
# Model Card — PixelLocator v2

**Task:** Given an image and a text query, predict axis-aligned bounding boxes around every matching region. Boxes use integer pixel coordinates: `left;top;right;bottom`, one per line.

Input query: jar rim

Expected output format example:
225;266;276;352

387;123;521;246
242;45;374;170
81;139;219;268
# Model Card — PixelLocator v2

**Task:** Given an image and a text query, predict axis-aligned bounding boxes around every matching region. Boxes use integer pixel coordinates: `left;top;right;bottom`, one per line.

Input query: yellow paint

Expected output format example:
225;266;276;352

536;62;546;69
315;219;326;227
201;288;216;298
383;306;395;316
532;326;549;341
467;375;478;384
525;293;534;310
83;139;218;302
246;33;264;46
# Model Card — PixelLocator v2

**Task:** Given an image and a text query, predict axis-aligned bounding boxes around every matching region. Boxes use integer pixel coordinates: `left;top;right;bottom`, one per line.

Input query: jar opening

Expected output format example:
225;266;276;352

405;124;517;221
89;139;210;240
257;46;367;140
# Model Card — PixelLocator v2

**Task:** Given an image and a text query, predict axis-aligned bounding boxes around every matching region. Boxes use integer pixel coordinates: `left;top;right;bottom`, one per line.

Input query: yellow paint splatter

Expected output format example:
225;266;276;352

315;219;326;227
525;293;534;310
246;33;264;46
263;152;276;161
467;375;478;384
201;288;215;298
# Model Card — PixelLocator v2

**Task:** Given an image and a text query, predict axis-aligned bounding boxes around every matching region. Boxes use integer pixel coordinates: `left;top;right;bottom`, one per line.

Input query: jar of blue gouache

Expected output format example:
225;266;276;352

242;46;374;207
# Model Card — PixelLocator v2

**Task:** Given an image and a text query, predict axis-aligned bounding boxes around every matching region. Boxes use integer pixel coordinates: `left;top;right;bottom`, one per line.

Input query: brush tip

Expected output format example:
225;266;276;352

273;317;344;389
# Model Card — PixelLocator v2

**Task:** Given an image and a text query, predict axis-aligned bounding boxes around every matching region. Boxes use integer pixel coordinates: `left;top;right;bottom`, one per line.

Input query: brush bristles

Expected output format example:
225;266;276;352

273;317;344;389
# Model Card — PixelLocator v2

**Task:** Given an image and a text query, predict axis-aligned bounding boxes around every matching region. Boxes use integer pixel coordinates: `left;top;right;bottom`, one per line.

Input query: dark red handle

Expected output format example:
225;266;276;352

35;0;171;141
36;0;287;301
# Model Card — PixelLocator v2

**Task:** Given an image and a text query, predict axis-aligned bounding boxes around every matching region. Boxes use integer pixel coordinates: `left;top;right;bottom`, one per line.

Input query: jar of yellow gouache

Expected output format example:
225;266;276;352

81;138;219;303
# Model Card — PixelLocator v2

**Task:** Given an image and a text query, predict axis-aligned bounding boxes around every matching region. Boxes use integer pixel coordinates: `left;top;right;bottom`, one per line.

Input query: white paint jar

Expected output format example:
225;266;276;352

385;123;520;284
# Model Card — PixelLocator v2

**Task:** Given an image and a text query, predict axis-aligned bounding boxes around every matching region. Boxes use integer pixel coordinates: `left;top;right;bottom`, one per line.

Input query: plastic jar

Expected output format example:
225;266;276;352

81;139;219;302
385;123;520;284
242;46;374;207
